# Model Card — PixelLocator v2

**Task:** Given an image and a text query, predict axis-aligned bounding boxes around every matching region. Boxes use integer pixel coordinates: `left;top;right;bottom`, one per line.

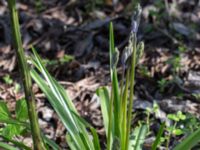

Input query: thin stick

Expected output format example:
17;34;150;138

7;0;46;149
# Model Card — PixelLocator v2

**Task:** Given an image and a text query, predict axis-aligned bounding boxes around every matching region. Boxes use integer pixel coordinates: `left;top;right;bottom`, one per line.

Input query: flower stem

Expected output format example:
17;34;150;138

125;33;137;150
7;0;46;149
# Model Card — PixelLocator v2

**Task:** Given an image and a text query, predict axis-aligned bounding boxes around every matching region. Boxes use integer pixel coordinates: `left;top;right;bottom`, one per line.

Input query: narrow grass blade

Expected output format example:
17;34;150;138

174;128;200;150
125;32;137;150
66;134;79;150
120;70;130;150
42;135;61;150
31;50;77;114
31;48;96;149
151;123;165;150
71;111;100;150
0;142;18;150
90;127;101;150
0;135;31;150
0;119;29;127
109;22;120;140
96;87;110;136
31;48;78;129
31;70;86;149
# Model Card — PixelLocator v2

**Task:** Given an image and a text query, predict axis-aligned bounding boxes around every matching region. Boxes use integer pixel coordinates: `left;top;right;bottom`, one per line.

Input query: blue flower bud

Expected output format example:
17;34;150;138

131;4;142;33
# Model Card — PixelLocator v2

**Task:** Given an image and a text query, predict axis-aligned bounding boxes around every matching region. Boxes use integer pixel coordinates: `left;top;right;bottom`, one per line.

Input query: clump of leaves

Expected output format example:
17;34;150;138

0;99;31;150
165;111;186;149
31;4;148;150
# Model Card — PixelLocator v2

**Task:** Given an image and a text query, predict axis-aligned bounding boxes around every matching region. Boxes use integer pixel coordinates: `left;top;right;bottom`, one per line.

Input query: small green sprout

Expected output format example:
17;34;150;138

3;75;13;85
166;111;186;148
157;78;169;92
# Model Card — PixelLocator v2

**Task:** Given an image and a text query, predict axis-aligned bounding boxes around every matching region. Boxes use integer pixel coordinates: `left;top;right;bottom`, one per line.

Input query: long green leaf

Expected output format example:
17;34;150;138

31;48;96;150
120;70;130;150
71;111;100;150
31;48;78;131
0;142;18;150
42;135;61;150
151;123;165;150
107;22;120;150
96;87;110;136
90;127;101;150
0;118;29;127
174;128;200;150
31;70;86;149
0;135;31;150
109;23;120;138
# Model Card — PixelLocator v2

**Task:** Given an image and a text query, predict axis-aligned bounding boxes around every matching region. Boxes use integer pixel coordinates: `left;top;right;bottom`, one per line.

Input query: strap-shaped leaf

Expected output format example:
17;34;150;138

174;128;200;150
31;47;98;150
0;142;18;150
96;87;110;136
152;123;165;150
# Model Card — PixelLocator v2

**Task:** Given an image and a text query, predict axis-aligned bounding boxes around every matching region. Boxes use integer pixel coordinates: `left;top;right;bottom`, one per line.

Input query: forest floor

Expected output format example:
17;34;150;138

0;0;200;149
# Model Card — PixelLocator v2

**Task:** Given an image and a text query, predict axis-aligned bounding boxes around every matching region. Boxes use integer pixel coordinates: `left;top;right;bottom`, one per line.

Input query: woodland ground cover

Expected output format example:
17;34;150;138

0;0;200;149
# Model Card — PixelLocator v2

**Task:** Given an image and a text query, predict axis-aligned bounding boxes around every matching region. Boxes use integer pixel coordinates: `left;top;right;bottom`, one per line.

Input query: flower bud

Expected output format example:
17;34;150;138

136;41;144;64
111;47;119;69
131;4;142;33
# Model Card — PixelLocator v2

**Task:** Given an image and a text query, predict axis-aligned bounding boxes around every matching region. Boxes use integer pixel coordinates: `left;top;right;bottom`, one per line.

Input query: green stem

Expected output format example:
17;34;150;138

107;86;114;150
121;70;130;150
166;122;177;150
7;0;46;150
125;33;137;150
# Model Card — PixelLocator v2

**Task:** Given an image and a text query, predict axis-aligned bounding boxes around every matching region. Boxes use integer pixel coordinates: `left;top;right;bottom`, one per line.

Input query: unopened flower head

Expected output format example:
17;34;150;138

131;4;142;33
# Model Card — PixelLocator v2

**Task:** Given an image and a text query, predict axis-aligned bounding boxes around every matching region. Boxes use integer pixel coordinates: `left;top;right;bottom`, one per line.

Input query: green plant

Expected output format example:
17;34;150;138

167;55;182;75
31;4;148;150
137;65;151;78
0;98;60;150
148;0;165;21
181;113;200;133
5;0;200;149
97;5;147;150
3;75;13;85
0;99;31;150
149;111;187;150
157;78;170;93
31;46;101;150
145;103;200;150
35;0;44;12
157;54;183;93
145;102;160;133
42;54;74;66
166;111;186;149
2;74;21;93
